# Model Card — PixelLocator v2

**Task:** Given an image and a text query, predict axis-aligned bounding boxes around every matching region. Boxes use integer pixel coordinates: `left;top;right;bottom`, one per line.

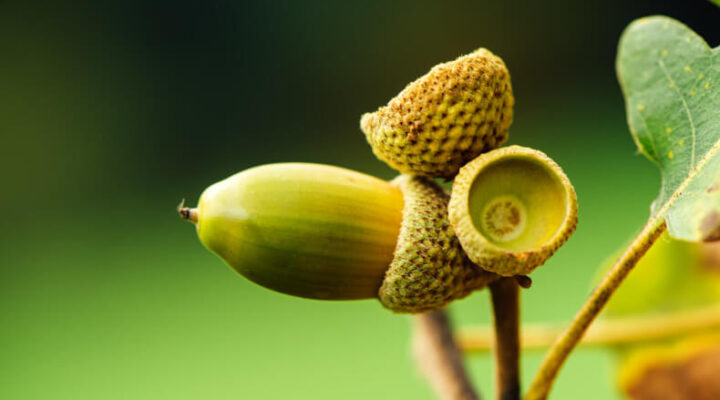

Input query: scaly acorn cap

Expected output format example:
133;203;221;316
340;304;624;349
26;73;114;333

379;175;498;313
183;163;404;300
449;145;578;276
360;48;514;179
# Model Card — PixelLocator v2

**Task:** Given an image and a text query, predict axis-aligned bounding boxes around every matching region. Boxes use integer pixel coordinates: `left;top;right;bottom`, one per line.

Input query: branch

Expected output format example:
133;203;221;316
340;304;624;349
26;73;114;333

458;303;720;351
413;310;480;400
524;218;667;400
490;278;521;400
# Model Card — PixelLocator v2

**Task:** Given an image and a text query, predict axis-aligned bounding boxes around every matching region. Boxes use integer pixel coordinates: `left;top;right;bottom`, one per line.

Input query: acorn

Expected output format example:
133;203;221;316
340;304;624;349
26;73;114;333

180;163;495;312
448;145;578;276
360;48;514;179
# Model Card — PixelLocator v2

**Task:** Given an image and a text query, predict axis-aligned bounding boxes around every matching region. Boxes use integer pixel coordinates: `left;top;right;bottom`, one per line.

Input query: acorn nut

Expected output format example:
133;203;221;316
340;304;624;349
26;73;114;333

449;145;578;276
180;163;495;311
181;163;404;300
360;48;514;179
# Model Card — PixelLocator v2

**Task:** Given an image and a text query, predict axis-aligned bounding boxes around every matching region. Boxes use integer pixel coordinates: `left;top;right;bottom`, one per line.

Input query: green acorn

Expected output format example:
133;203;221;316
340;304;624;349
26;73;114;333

180;163;495;311
360;48;514;179
448;145;578;276
181;163;403;300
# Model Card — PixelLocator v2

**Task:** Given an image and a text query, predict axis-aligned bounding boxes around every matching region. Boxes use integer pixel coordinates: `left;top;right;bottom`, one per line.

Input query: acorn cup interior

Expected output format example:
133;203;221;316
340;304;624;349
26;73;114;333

468;155;569;253
450;145;577;276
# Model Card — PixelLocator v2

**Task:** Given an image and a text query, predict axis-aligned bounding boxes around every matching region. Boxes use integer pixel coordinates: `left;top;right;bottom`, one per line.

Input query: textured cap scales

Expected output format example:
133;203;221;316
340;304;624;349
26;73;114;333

379;175;497;313
361;48;514;179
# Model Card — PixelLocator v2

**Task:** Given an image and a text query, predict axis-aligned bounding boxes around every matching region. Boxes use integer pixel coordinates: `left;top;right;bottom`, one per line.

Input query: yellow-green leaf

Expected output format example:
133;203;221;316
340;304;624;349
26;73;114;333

617;16;720;242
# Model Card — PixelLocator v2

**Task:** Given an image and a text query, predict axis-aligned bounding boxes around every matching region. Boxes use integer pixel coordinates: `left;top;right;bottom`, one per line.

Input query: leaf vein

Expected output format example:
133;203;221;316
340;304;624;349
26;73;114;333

655;138;720;219
691;55;713;91
658;58;697;169
636;110;659;162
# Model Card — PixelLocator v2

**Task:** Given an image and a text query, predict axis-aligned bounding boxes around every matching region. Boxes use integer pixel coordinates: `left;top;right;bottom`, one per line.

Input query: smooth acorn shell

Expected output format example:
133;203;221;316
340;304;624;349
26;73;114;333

194;163;404;300
449;145;578;276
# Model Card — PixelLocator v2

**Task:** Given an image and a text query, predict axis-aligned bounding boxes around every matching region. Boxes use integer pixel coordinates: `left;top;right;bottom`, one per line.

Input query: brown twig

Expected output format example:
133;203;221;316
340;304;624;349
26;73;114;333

490;278;521;400
458;303;720;352
413;310;480;400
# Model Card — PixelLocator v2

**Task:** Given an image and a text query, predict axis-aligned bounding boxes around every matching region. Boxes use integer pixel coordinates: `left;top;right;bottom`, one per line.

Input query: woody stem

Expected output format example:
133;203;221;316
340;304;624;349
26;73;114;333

524;218;666;400
457;302;720;351
413;310;480;400
490;277;521;400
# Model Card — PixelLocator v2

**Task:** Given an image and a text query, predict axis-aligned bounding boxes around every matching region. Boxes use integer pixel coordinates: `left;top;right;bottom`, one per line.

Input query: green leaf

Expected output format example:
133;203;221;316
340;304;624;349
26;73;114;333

617;16;720;242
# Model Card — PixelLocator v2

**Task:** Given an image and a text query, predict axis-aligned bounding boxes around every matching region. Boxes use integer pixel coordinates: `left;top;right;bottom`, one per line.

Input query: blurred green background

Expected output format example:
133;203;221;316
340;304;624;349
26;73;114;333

2;1;719;399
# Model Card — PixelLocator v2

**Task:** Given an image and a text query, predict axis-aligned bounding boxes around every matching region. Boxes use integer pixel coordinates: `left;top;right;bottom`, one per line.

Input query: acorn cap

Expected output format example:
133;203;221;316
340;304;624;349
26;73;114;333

379;175;498;313
361;48;514;179
448;145;578;276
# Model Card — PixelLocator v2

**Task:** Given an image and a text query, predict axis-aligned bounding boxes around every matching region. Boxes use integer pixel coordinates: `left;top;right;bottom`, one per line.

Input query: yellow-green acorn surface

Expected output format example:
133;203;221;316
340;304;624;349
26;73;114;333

361;48;514;179
449;145;577;276
180;163;495;310
182;163;404;300
379;175;497;313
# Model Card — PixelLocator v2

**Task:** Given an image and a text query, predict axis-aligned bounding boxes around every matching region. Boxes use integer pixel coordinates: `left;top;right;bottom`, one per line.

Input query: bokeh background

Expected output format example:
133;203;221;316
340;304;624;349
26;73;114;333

2;1;719;399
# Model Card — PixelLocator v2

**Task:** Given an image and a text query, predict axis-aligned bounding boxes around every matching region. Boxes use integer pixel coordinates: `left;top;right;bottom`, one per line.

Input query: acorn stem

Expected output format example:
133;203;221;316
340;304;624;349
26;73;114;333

412;310;480;400
514;275;532;289
177;199;198;223
458;303;720;352
490;278;521;400
524;218;667;400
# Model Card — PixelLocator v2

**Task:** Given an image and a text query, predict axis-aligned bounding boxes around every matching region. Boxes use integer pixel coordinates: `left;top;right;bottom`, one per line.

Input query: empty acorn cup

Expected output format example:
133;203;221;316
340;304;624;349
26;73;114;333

448;145;578;276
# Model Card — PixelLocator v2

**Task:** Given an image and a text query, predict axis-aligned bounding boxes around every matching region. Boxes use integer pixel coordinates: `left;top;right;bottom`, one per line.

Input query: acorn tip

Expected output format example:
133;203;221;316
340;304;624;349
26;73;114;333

177;199;198;223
